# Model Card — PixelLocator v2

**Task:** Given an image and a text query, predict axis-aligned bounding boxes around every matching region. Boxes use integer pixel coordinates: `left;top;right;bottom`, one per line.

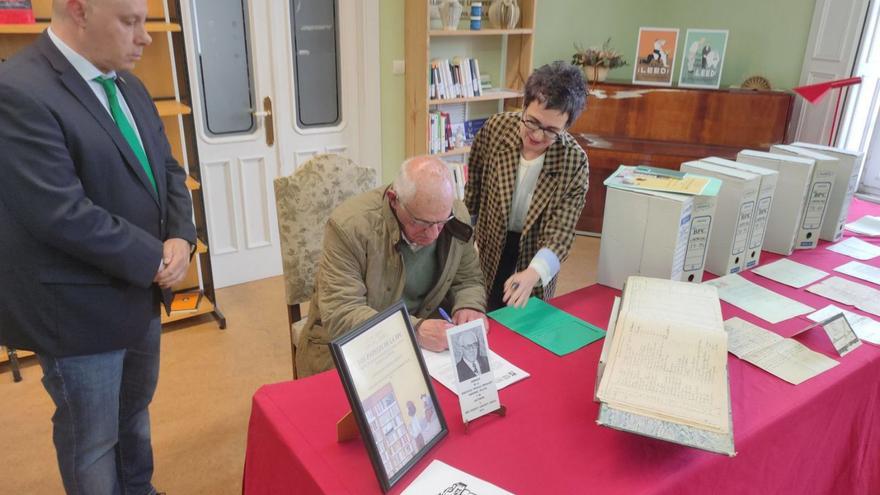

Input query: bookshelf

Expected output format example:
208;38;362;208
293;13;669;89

0;0;226;346
404;0;536;158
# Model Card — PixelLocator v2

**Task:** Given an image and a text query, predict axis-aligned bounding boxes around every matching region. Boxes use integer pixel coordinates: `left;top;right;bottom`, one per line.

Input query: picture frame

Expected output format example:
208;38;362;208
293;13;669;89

678;29;729;89
632;27;679;87
330;301;448;492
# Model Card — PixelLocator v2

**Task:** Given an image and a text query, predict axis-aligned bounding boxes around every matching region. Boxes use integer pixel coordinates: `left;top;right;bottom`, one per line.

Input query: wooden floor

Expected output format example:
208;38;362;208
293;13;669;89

0;236;599;494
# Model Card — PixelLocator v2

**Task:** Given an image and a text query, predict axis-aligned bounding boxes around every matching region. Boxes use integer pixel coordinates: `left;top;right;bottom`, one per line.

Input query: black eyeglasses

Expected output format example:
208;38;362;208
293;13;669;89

520;113;563;141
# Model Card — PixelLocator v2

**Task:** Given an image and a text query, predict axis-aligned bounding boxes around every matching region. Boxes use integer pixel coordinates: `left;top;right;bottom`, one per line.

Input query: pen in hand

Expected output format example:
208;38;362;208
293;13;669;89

438;307;454;324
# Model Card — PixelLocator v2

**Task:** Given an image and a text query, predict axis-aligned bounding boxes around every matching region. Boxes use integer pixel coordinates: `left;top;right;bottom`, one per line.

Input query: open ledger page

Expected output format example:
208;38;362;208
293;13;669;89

596;277;729;434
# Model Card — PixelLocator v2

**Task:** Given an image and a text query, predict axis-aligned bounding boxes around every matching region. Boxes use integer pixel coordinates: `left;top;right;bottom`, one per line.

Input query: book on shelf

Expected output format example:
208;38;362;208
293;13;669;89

0;0;35;23
595;276;735;456
429;57;483;101
170;291;202;314
464;118;487;143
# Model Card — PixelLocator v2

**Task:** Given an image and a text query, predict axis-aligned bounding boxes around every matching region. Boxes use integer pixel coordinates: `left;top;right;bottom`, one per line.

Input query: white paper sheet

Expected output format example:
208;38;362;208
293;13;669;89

705;274;815;323
724;317;838;385
806;276;880;317
845;215;880;236
751;258;829;288
827;237;880;260
421;348;528;396
446;320;501;422
401;460;514;495
834;261;880;286
808;304;880;345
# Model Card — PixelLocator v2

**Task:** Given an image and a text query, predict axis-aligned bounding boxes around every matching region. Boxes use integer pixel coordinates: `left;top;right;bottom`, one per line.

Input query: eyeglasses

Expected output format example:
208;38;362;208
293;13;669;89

520;113;563;141
398;200;454;229
461;342;479;350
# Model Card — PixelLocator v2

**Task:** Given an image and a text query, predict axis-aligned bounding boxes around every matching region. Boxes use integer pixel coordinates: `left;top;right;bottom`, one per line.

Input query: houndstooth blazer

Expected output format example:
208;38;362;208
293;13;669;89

464;112;589;300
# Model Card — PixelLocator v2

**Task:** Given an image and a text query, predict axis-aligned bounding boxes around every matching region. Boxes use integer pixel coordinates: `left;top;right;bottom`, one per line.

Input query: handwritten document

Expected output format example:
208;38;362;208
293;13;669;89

751;258;829;288
806;276;880;317
705;274;815;323
834;261;880;286
724;317;838;385
808;305;880;345
845;215;880;236
597;277;729;434
827;237;880;260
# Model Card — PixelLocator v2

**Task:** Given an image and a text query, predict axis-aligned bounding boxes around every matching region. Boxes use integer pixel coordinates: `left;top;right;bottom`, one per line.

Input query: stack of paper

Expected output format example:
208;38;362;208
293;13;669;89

834;261;880;285
704;274;814;323
596;276;734;455
845;215;880;236
724;317;838;384
806;276;880;317
827;237;880;260
751;258;829;288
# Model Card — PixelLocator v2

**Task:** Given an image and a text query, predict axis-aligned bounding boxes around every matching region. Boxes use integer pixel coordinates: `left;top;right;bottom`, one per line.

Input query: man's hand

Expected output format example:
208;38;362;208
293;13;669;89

417;319;453;352
503;267;541;308
452;308;488;333
154;238;192;289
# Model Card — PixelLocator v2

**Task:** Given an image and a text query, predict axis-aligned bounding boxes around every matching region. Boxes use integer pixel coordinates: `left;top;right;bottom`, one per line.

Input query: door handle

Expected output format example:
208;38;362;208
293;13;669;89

256;96;274;146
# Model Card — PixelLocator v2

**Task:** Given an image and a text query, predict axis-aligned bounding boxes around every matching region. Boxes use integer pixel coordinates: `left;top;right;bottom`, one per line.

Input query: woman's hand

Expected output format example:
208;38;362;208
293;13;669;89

503;267;541;308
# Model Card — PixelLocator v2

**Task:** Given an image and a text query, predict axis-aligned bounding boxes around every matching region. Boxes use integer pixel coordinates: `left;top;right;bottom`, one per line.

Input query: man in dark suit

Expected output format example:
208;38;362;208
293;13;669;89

0;0;195;492
455;331;491;382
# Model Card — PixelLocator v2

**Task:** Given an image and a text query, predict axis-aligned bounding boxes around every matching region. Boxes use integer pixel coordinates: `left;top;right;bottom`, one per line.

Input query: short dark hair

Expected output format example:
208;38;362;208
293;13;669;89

523;61;587;128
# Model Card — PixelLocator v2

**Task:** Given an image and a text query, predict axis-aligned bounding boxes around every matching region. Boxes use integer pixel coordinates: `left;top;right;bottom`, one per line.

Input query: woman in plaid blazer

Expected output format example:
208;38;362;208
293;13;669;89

464;61;589;310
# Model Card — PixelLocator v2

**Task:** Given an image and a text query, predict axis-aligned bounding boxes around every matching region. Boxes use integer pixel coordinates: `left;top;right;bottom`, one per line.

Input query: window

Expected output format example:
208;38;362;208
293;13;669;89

290;0;342;128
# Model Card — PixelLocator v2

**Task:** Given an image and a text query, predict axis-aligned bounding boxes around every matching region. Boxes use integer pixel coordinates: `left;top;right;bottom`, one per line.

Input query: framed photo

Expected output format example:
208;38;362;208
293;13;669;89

633;27;679;86
330;301;448;492
678;29;729;89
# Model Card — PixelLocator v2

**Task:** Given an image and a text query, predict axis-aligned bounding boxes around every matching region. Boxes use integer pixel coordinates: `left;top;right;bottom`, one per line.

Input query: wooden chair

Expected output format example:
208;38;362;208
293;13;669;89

273;154;376;378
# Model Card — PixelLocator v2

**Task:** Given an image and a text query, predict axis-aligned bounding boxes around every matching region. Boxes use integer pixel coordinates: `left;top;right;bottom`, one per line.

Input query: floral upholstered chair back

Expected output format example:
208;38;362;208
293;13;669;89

274;154;376;321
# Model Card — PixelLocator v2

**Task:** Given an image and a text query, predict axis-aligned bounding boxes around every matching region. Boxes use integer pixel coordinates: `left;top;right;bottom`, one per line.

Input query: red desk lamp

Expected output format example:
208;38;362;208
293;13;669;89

793;76;862;146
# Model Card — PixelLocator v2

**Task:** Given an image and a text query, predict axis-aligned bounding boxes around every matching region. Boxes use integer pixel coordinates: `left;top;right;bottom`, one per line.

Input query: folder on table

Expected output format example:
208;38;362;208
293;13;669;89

700;157;779;270
736;150;815;255
770;144;838;250
680;159;761;276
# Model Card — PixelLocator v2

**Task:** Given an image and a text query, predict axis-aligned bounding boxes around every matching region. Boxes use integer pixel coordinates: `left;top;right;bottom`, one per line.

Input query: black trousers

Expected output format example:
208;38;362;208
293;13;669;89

487;231;521;311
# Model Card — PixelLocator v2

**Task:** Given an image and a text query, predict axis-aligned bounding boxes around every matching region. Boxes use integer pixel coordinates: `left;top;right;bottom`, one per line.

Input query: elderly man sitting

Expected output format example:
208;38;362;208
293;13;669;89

296;155;487;378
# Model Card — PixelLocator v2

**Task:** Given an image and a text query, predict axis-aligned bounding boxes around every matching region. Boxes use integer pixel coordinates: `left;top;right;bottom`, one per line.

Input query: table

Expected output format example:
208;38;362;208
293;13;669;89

243;200;880;494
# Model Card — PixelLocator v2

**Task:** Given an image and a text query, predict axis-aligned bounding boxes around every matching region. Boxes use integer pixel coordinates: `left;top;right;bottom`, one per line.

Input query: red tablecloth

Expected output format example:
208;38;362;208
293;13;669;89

243;199;880;495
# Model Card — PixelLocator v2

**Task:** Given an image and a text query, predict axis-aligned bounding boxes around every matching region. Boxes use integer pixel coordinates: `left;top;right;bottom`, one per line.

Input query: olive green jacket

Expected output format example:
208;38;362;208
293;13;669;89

296;186;486;378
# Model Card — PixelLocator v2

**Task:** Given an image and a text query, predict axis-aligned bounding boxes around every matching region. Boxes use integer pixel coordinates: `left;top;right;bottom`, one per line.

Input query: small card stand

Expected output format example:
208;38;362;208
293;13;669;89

795;313;861;357
463;404;507;434
336;410;359;443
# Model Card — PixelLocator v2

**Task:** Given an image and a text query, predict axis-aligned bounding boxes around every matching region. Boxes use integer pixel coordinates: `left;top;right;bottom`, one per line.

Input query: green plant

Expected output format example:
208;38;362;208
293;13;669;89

572;38;628;69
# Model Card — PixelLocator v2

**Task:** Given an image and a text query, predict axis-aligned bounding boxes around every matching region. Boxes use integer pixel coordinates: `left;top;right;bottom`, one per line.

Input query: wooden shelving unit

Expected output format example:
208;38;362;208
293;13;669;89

404;0;536;157
0;0;225;359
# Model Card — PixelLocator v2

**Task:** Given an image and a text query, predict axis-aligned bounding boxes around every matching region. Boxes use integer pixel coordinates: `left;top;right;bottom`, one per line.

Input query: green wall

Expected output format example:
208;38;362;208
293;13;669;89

379;0;816;181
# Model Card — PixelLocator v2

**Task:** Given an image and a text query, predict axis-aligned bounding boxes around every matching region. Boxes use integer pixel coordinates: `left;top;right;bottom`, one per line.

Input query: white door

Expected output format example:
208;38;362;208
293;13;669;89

790;0;870;144
180;0;381;288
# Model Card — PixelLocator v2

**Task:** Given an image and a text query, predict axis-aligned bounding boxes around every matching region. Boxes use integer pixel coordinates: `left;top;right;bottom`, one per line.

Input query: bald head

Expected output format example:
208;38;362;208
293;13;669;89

50;0;151;74
393;156;455;206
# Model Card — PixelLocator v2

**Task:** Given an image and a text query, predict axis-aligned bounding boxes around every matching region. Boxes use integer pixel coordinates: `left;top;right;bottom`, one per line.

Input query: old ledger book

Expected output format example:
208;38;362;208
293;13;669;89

595;276;735;455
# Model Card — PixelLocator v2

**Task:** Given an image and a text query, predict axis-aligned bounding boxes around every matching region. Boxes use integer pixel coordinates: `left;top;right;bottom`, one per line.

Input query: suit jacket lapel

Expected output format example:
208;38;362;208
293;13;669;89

522;142;563;236
39;34;160;207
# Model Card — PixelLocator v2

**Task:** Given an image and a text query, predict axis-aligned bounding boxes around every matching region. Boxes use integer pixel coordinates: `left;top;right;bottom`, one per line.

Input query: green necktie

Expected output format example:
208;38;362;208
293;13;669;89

94;76;157;193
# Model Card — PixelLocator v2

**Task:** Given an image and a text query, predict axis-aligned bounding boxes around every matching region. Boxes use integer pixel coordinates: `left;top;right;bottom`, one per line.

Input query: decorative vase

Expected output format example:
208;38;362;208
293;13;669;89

439;0;463;31
429;0;442;30
583;65;609;83
488;0;520;29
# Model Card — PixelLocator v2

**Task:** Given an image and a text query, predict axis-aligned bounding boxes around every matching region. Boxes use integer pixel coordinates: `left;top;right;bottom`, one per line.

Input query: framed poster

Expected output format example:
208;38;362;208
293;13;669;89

679;29;729;89
330;301;448;492
633;27;679;86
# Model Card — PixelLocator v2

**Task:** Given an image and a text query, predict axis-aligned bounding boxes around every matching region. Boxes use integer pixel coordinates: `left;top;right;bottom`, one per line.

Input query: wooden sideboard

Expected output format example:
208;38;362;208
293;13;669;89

570;82;793;233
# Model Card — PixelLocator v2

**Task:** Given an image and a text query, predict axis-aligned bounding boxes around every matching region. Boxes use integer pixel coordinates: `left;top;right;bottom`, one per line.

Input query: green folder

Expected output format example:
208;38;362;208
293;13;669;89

489;297;605;355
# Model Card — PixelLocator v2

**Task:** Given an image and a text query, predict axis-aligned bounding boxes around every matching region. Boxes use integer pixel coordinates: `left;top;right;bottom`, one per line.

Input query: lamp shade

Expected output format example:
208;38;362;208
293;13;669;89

793;76;862;104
